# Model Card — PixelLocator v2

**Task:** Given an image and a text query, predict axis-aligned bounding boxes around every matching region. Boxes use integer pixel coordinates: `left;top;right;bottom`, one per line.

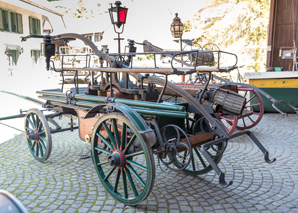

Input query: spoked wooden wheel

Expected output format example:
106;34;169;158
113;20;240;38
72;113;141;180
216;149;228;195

237;87;264;130
215;113;238;134
24;109;52;162
184;117;227;175
91;112;155;205
183;141;226;175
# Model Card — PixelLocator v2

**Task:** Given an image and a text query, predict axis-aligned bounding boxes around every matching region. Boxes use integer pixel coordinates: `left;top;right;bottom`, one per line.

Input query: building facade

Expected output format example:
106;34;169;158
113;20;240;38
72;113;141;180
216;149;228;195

0;0;62;77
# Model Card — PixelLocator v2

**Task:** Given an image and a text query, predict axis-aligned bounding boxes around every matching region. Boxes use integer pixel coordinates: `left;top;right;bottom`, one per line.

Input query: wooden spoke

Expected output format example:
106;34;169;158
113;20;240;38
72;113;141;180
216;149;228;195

114;169;121;192
39;143;44;157
122;169;128;199
125;151;144;158
31;114;37;128
121;123;127;151
102;121;117;150
97;161;109;166
94;147;112;155
245;103;261;108
26;117;35;129
248;116;255;123
125;167;139;197
39;140;46;151
36;143;39;157
246;94;256;104
127;164;146;187
191;151;196;171
194;147;207;168
112;119;121;149
123;134;136;154
126;159;147;171
104;167;116;181
96;132;114;151
31;141;36;150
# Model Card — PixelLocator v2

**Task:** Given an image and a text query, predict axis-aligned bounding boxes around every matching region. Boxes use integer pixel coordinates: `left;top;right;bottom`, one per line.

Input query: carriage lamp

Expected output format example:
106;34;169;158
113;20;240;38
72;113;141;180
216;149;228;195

109;1;128;33
109;1;128;54
170;13;184;39
170;13;184;81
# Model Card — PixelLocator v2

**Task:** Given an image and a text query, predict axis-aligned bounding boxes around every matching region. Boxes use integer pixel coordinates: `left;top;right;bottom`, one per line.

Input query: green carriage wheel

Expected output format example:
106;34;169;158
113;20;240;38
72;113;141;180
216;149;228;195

182;141;226;175
183;117;227;175
24;108;52;162
91;112;155;205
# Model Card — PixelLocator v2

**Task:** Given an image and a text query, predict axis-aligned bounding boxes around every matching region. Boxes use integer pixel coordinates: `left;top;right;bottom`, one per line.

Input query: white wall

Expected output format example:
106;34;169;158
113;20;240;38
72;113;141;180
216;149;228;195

0;1;64;91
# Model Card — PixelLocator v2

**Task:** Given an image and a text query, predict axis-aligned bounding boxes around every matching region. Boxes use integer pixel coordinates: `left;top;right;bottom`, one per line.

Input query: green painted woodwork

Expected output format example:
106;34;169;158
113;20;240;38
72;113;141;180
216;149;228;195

0;9;22;33
1;91;44;105
0;9;3;31
24;109;52;162
16;13;23;33
254;88;298;113
0;113;25;121
38;94;187;118
31;50;41;64
2;9;9;31
37;91;184;111
29;16;41;35
91;112;155;205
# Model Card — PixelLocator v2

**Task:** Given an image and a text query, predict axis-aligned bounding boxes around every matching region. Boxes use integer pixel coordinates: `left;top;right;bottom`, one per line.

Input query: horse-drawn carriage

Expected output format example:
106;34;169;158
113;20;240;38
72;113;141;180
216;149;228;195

1;32;277;205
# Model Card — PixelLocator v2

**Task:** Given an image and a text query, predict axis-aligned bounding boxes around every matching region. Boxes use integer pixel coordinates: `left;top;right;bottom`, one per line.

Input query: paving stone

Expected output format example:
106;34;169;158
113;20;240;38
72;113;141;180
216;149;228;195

0;114;297;212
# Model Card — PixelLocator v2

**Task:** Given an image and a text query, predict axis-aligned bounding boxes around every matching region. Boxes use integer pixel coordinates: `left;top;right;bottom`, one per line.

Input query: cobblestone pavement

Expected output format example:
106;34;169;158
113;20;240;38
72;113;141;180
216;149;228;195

0;114;297;212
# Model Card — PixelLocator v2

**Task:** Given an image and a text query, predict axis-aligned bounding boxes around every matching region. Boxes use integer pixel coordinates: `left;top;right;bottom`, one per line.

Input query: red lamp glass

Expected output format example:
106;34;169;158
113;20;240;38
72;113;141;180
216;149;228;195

109;1;128;30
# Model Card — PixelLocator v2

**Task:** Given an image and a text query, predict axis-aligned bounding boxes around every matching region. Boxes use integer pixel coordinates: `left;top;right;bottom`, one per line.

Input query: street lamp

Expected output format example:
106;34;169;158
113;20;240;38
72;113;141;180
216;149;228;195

108;1;128;54
170;13;184;82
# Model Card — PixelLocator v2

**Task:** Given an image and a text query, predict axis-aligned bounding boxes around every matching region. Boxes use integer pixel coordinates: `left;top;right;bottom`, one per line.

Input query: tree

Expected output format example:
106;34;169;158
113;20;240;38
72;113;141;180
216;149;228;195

185;0;270;72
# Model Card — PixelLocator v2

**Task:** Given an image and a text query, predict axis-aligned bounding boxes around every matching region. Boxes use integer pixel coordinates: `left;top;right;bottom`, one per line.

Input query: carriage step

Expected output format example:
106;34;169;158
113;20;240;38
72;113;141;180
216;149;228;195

178;132;213;152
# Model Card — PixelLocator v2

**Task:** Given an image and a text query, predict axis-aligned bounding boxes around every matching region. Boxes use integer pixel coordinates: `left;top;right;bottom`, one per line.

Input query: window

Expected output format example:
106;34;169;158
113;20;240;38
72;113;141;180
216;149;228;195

10;12;17;32
2;9;9;31
31;50;41;63
6;49;20;66
0;9;23;33
94;34;100;42
17;13;23;33
29;17;41;35
0;9;3;31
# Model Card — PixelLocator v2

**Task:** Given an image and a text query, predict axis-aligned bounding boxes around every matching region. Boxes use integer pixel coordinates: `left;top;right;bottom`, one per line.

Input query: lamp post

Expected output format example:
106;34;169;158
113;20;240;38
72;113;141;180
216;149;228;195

170;13;184;82
108;1;128;55
108;1;128;96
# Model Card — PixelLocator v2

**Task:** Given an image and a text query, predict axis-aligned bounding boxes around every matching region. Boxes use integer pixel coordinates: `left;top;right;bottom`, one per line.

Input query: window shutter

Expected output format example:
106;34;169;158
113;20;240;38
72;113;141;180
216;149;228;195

10;12;17;32
0;9;3;31
3;10;9;31
31;50;41;63
29;16;33;34
37;18;41;34
17;13;23;34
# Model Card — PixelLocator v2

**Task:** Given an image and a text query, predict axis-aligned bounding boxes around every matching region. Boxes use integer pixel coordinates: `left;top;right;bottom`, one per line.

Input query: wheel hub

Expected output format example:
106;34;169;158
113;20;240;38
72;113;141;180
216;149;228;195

28;129;40;141
108;150;125;167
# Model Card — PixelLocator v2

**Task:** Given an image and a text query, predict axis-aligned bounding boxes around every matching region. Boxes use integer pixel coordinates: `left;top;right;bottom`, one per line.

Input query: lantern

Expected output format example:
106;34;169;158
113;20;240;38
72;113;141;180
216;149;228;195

170;13;184;38
109;1;128;32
